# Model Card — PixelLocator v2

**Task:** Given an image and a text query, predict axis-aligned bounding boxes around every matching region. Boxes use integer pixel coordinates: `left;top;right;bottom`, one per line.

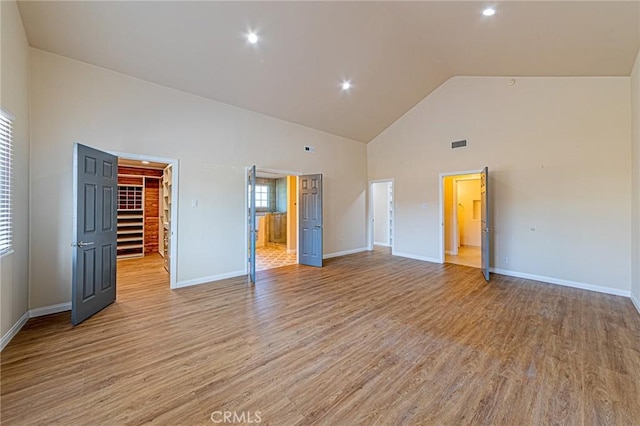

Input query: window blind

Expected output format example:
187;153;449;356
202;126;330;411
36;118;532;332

0;110;13;255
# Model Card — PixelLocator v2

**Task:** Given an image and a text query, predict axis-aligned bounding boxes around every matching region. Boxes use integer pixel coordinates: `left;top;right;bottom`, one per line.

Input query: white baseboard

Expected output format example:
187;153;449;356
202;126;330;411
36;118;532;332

392;251;442;264
631;292;640;315
1;302;75;351
445;250;455;255
30;302;71;318
490;268;631;298
373;242;390;247
0;311;29;351
323;247;368;259
176;270;246;289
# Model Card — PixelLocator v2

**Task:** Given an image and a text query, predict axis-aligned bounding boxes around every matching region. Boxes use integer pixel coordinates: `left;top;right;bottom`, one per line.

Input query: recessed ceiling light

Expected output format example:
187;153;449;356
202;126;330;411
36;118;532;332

141;160;150;165
341;81;351;91
482;7;496;16
247;32;258;44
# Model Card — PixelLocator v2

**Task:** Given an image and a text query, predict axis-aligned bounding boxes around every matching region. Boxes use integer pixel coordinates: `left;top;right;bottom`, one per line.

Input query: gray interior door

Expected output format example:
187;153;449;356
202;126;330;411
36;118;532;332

72;143;118;325
480;166;491;281
299;174;323;267
248;165;256;283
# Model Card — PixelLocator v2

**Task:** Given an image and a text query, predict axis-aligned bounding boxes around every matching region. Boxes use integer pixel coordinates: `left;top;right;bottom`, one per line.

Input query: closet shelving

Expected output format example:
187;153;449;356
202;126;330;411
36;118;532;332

161;165;172;272
117;184;145;259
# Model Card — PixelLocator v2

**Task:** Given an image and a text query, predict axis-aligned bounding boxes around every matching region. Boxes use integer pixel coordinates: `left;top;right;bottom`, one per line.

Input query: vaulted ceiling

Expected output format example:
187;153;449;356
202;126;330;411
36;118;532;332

17;1;640;142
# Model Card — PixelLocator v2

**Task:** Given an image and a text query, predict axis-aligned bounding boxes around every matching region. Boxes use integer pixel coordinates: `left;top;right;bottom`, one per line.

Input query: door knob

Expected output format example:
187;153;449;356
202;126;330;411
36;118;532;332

71;241;95;247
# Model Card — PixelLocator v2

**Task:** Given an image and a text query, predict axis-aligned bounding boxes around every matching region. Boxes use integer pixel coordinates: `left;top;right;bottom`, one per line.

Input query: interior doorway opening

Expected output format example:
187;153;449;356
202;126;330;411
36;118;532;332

252;169;299;271
112;153;179;289
368;179;394;252
442;173;482;268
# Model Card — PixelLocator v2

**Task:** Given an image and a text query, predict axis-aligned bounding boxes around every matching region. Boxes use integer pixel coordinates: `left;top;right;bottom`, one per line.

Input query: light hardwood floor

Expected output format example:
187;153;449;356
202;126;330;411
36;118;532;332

2;250;640;425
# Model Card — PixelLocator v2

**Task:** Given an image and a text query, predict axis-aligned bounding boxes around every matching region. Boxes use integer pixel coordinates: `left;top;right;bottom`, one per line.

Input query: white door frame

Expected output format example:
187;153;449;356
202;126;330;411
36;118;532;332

368;179;395;252
244;167;301;274
439;170;482;264
109;150;180;289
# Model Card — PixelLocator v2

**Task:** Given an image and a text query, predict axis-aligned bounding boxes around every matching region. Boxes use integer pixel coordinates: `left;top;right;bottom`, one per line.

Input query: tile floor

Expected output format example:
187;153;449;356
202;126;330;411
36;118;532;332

256;244;297;271
445;245;481;268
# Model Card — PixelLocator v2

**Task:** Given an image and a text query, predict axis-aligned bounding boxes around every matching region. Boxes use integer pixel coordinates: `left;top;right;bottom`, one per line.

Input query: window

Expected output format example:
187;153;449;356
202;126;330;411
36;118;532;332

255;185;268;208
0;109;13;255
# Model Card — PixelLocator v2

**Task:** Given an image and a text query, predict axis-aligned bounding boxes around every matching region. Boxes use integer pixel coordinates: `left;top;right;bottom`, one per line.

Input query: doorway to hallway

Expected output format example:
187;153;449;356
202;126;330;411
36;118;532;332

368;179;394;252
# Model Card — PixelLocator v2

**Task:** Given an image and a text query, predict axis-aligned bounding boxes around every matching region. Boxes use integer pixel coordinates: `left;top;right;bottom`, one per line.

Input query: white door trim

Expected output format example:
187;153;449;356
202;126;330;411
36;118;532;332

109;150;180;289
368;179;395;252
439;170;482;264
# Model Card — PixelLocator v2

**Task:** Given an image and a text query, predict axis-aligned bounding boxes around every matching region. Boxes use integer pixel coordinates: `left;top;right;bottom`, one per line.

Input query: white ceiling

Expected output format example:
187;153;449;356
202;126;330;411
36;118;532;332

17;1;640;143
118;158;168;170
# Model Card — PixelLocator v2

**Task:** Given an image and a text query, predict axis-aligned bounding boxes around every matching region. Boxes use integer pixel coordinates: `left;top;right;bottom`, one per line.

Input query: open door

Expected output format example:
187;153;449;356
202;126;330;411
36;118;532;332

480;166;491;281
299;174;323;267
72;143;118;325
247;165;256;283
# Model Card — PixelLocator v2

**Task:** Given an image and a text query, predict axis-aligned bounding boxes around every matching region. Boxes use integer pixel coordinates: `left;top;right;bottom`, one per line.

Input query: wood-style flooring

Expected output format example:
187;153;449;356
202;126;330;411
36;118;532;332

2;250;640;425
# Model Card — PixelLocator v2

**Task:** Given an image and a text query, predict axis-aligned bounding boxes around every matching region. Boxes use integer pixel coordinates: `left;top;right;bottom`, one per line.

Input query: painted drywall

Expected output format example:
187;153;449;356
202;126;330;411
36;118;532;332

372;182;390;245
457;179;481;247
28;49;367;309
0;0;30;341
368;76;632;293
632;50;640;308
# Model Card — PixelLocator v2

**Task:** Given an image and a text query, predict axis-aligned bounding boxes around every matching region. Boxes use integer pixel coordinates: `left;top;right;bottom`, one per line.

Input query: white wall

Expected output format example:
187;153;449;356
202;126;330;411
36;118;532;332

0;0;30;341
29;49;368;309
372;182;390;246
632;51;640;309
368;76;632;294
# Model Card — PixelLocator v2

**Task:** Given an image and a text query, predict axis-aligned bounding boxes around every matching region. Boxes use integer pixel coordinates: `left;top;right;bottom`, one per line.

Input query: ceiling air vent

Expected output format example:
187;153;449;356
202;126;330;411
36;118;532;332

451;139;467;149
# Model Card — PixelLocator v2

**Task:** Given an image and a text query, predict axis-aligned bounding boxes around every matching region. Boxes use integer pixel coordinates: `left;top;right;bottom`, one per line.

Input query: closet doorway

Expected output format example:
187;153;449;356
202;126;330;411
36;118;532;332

112;152;179;289
251;169;299;272
441;173;482;268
